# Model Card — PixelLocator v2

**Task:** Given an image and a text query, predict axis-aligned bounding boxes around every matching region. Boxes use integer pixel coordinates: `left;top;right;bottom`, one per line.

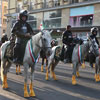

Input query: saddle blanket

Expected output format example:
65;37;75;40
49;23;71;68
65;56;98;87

5;39;29;64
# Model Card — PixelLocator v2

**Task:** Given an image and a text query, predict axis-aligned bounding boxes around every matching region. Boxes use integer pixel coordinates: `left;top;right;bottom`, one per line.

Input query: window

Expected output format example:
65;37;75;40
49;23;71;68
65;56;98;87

3;29;5;33
70;0;79;4
44;10;62;29
27;14;37;29
23;0;28;5
53;0;60;6
63;0;68;1
3;19;7;24
70;15;93;27
17;2;22;12
4;6;7;13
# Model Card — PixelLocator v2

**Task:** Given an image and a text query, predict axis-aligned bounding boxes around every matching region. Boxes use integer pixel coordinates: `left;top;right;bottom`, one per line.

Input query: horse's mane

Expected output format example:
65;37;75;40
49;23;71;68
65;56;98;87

31;32;42;43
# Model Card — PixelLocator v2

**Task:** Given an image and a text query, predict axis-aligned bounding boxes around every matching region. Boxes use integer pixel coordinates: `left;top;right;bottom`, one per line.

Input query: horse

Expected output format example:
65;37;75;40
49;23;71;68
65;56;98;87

92;48;100;82
40;39;58;72
45;38;83;80
72;38;99;85
0;30;52;97
45;38;99;84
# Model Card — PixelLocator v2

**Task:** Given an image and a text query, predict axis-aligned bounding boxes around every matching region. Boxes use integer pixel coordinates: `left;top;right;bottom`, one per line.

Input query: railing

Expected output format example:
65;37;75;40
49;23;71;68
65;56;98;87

28;1;61;10
26;0;98;11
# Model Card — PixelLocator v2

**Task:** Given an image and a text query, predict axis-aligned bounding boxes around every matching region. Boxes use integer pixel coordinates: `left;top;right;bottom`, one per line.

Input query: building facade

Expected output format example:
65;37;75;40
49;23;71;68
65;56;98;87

0;0;8;40
2;0;8;34
0;0;2;39
7;0;100;39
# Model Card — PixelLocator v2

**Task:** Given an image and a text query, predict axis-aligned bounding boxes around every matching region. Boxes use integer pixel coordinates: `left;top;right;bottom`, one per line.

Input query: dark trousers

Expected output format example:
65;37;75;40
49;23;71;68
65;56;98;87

13;43;21;60
64;45;74;61
89;52;95;64
60;45;65;61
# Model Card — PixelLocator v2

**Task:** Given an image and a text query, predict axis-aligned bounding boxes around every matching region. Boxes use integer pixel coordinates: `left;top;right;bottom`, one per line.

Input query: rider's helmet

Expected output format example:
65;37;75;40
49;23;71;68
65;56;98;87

91;27;98;36
19;10;28;21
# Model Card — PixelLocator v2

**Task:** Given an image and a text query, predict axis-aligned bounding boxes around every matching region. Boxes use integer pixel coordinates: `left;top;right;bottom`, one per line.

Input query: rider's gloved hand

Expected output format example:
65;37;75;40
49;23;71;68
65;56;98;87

25;33;31;38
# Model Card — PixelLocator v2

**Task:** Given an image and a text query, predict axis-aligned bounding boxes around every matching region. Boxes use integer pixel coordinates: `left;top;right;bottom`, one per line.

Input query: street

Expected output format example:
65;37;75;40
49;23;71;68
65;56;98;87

0;60;100;100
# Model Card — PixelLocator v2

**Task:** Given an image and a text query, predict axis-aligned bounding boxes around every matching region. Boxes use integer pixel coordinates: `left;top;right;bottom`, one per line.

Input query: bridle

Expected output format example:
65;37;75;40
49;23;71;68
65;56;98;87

36;34;52;50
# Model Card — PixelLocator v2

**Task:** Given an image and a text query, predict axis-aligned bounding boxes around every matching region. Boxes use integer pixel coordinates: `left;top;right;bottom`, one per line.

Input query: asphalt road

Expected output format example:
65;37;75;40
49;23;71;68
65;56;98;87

0;60;100;100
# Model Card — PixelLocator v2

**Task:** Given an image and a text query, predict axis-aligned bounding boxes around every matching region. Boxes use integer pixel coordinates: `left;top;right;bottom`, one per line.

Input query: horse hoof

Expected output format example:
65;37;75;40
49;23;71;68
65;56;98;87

19;72;22;74
53;77;57;81
72;75;77;85
54;79;57;81
95;78;99;82
72;81;77;85
45;77;49;81
41;65;44;72
16;73;18;75
24;92;29;98
76;72;80;77
81;63;85;69
30;91;36;97
2;85;8;89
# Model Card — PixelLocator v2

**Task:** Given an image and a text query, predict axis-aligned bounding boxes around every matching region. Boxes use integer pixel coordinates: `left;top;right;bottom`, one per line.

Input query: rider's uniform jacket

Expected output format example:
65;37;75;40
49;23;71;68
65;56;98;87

90;34;99;45
11;20;33;44
62;30;73;45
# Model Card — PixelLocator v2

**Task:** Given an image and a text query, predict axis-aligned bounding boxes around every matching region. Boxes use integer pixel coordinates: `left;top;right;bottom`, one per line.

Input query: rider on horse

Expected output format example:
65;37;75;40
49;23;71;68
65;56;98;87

89;27;99;68
60;25;74;63
11;10;34;63
61;25;83;63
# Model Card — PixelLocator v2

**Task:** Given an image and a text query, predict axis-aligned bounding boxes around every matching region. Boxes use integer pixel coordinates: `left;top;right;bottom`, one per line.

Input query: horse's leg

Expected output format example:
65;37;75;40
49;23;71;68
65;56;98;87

24;63;29;97
51;60;59;80
93;63;95;68
45;59;48;71
76;64;80;77
45;59;52;80
95;58;99;82
29;66;36;97
16;65;18;75
81;61;86;69
1;59;11;89
41;58;44;72
72;62;78;85
18;65;21;74
45;61;50;80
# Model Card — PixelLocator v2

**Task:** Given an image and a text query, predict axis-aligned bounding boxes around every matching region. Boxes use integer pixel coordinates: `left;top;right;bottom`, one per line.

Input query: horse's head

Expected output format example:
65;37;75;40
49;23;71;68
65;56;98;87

40;30;52;57
89;37;99;57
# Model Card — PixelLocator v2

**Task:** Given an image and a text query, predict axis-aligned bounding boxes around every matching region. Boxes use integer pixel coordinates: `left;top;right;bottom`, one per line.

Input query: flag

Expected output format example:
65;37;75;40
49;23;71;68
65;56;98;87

39;21;45;30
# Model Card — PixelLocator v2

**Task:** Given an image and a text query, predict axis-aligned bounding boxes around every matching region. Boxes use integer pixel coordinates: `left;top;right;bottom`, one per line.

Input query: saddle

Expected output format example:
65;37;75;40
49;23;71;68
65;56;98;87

5;42;15;59
54;46;62;60
5;39;29;64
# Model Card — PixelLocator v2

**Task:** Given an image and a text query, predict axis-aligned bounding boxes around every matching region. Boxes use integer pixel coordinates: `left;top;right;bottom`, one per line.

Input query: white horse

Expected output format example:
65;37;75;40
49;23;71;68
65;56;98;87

1;30;52;97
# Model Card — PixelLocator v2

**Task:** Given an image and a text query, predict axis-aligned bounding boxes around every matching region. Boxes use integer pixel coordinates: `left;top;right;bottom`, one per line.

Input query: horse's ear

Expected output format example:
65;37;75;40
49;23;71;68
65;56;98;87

49;30;53;34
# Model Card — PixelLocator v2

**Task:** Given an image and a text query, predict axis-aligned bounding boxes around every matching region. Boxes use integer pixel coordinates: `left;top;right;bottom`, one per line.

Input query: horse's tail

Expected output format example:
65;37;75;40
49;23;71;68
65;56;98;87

1;41;10;81
1;41;10;60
